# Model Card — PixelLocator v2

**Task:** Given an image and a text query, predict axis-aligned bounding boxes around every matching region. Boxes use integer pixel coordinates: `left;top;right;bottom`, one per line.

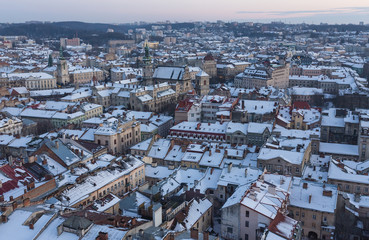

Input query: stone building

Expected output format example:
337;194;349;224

94;118;141;154
234;63;289;89
129;82;179;113
56;49;70;85
288;179;338;240
153;66;193;95
195;71;210;96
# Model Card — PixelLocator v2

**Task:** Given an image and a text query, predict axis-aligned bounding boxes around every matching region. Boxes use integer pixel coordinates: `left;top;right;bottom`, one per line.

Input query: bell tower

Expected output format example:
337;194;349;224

142;42;153;86
57;46;70;85
195;70;210;96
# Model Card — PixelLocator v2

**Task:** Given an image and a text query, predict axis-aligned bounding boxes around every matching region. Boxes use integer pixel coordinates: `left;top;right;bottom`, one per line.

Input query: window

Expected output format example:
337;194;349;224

313;214;316;220
302;212;305;218
246;211;249;218
227;227;233;233
245;234;249;240
245;221;249;227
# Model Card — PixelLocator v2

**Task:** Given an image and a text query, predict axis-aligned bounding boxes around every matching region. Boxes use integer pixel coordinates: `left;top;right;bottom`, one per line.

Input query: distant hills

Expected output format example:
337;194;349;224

0;21;195;46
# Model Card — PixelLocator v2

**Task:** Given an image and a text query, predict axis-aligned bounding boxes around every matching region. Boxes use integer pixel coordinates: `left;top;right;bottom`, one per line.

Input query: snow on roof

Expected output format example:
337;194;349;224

36;154;67;176
226;121;248;134
258;148;305;165
238;100;277;114
37;216;79;240
291;87;323;96
319;142;359;156
222;183;251;209
1;107;24;117
248;122;272;134
0;135;15;146
217;165;260;187
0;209;54;240
145;165;175;180
182;151;203;163
328;159;369;185
183;198;212;230
81;224;127;240
30;88;74;97
164;145;185;162
62;157;143;206
131;137;152;152
153;66;185;80
321;108;346;127
8;72;54;80
8;136;33;148
273;126;320;139
241;180;288;219
289;178;338;213
20;108;57;119
43;101;75;111
147;139;171;160
346;193;369;209
199;148;225;168
194;168;222;194
171;121;227;134
80;129;96;141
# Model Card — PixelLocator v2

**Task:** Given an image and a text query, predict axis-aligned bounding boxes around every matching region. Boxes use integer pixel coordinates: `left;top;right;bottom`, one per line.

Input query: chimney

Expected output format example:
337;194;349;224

308;194;312;203
96;232;108;240
209;150;212;156
1;215;7;223
42;157;47;165
228;163;232;173
23;198;30;207
268;185;276;195
245;168;248;177
9;196;13;201
190;228;199;240
55;141;59;150
242;100;245;110
0;195;4;202
29;223;34;230
303;182;308;189
80;150;84;156
203;231;209;240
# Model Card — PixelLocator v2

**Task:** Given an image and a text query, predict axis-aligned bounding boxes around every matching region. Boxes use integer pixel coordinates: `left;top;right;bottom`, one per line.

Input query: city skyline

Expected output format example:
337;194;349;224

2;0;369;24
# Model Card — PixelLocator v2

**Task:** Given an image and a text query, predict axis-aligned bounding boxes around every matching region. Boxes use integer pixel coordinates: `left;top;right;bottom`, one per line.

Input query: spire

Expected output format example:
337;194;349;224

143;41;151;64
59;45;64;60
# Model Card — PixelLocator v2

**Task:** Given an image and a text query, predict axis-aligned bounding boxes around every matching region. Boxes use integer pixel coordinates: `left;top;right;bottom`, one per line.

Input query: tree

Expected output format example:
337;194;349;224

48;54;53;67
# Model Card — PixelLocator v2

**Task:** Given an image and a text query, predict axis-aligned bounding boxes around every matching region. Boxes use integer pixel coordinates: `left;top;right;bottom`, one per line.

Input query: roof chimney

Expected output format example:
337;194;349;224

309;194;312;203
190;228;199;240
303;182;308;189
228;163;232;173
55;141;59;150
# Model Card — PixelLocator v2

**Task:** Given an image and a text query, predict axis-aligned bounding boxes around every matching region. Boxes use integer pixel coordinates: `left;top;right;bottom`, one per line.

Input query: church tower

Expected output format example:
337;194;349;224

142;42;153;86
195;70;210;96
56;46;70;85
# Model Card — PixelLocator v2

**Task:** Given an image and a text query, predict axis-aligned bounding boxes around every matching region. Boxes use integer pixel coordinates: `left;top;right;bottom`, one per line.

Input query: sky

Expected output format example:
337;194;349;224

2;0;369;24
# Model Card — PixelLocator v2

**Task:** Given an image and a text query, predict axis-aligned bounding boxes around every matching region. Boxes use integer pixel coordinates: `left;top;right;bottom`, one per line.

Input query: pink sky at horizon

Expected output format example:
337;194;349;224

2;0;369;24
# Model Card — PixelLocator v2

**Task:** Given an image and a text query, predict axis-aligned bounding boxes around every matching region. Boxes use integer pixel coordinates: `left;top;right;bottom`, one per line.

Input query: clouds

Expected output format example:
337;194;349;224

0;1;369;24
236;6;369;17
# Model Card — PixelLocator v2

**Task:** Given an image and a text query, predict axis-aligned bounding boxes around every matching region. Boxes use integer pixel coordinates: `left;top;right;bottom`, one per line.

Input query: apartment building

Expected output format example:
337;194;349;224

94;119;141;154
